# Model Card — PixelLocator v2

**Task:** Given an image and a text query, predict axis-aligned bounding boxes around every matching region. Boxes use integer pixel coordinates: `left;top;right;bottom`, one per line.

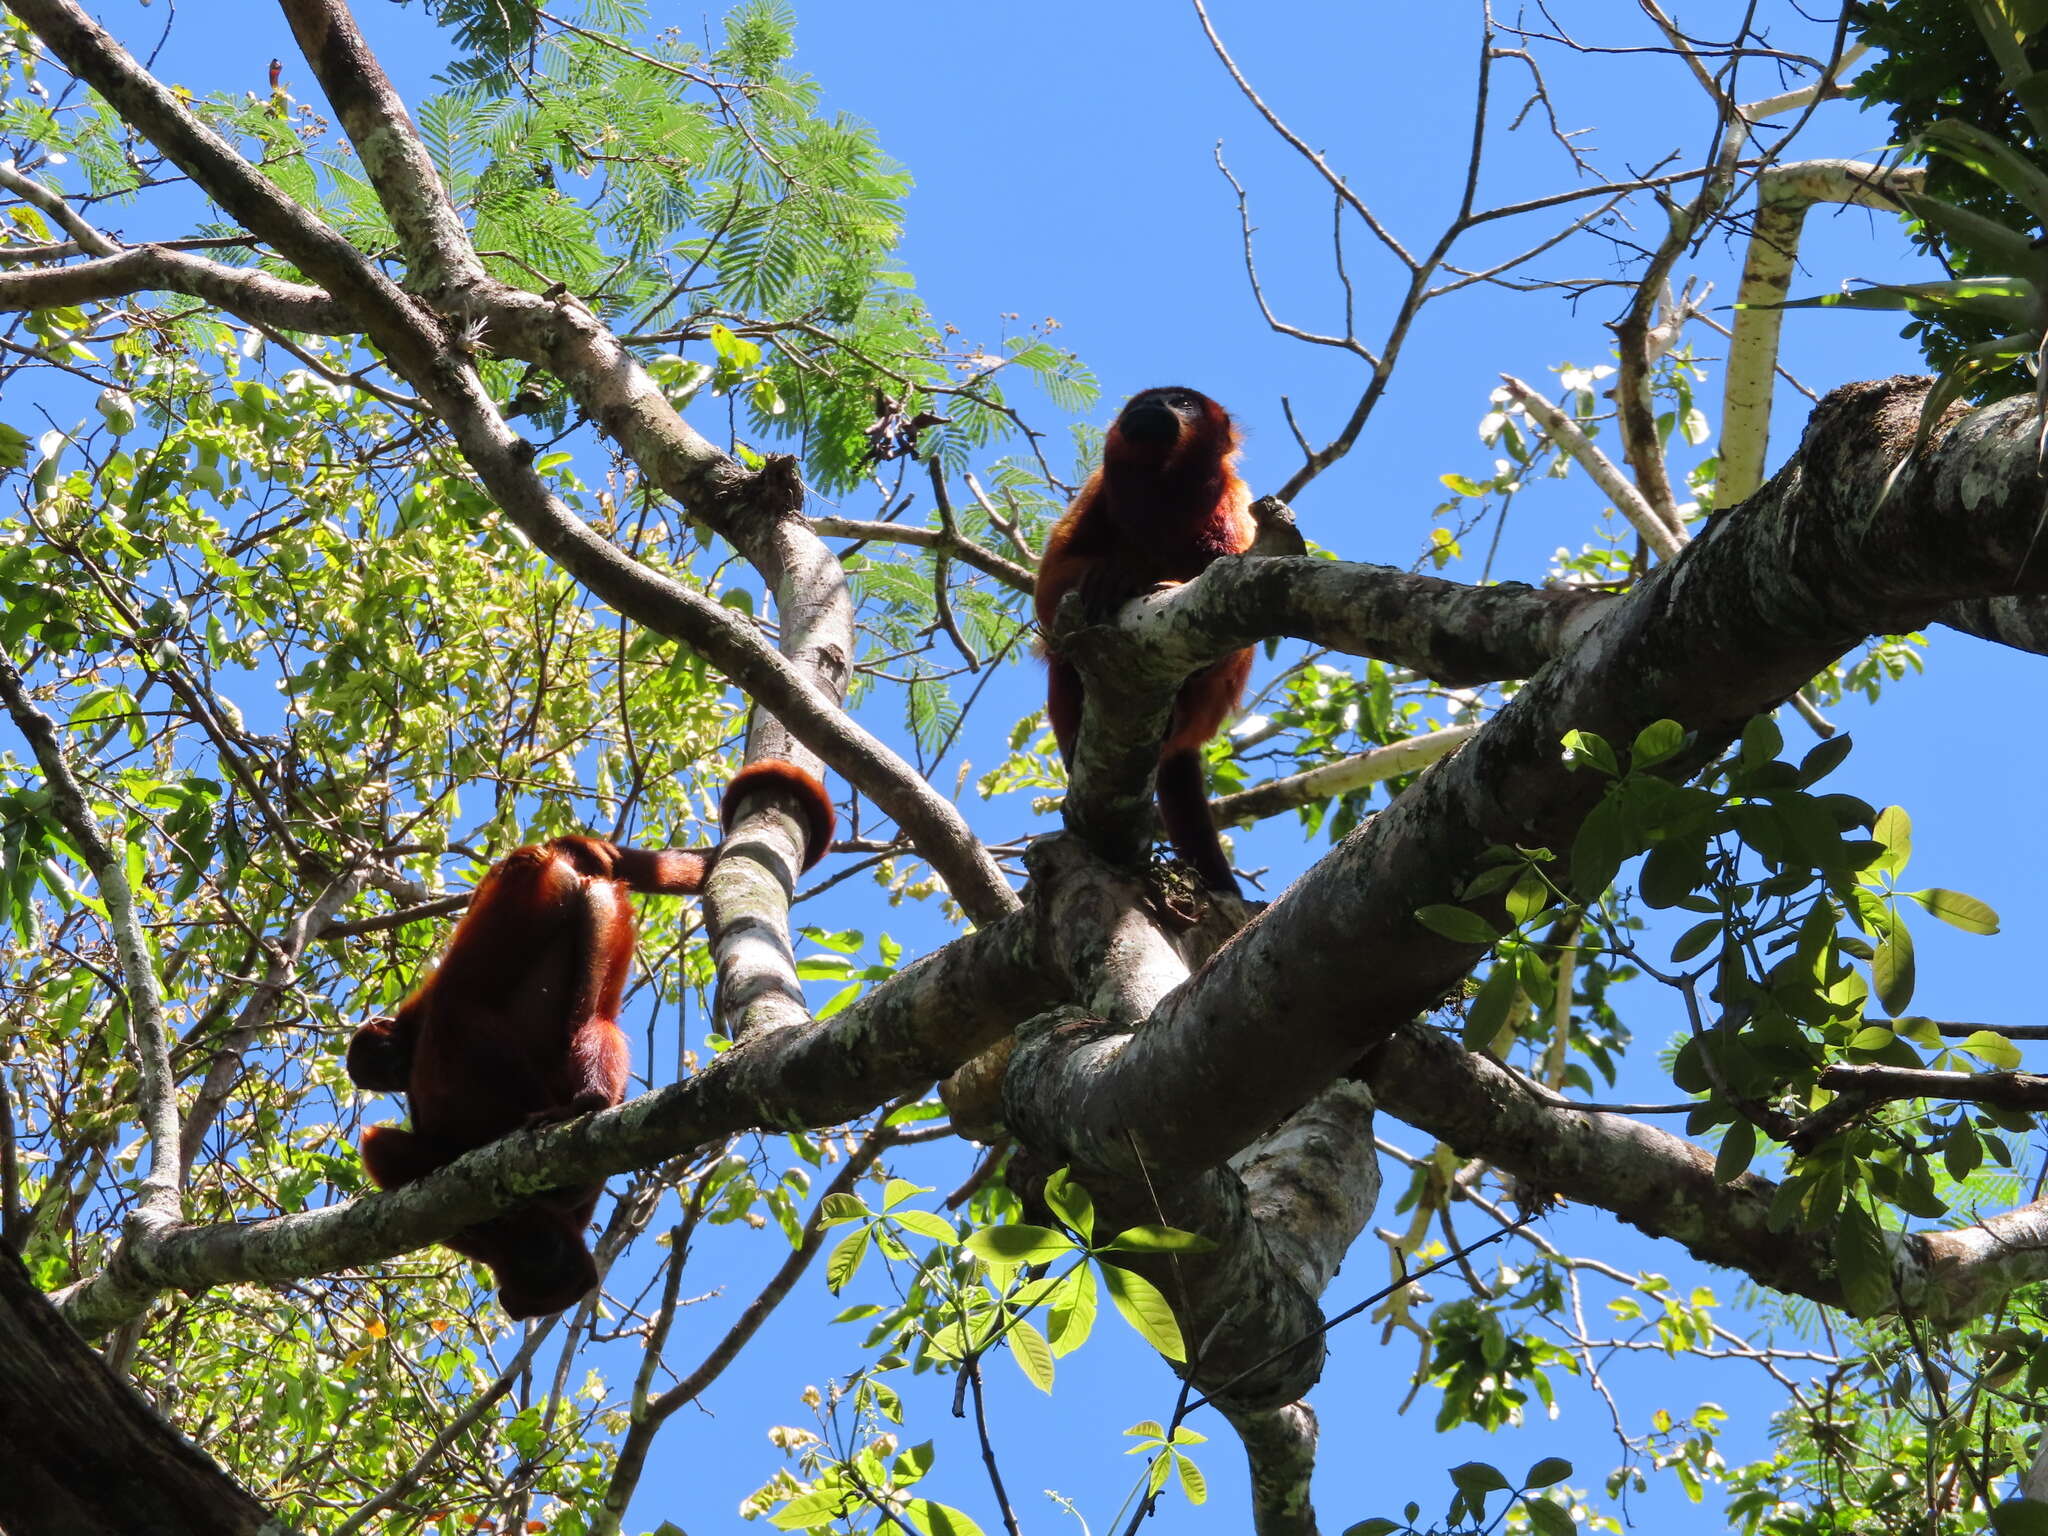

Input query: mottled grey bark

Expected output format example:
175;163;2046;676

1366;1023;2048;1327
1054;561;1608;868
1013;378;2048;1185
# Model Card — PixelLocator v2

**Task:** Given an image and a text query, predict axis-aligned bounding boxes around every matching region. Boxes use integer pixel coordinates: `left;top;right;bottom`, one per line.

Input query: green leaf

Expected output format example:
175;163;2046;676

1341;1523;1402;1536
1046;1264;1098;1355
1526;1499;1576;1536
1874;922;1917;1016
1005;1318;1055;1393
1174;1450;1209;1505
1923;117;2048;229
1631;719;1685;768
1740;714;1784;766
1560;729;1617;775
1670;918;1722;964
904;1497;987;1536
1415;904;1502;945
1833;1200;1893;1319
1569;795;1629;900
1957;1029;2025;1070
825;1225;870;1293
1525;1456;1573;1489
1714;1120;1756;1184
962;1224;1078;1270
1895;189;2038;272
1764;275;2039;325
820;1180;880;1239
1101;1224;1218;1254
1906;888;2000;935
1043;1167;1095;1241
1098;1261;1187;1361
1450;1461;1512;1496
881;1181;926;1215
1462;962;1518;1050
892;1209;958;1242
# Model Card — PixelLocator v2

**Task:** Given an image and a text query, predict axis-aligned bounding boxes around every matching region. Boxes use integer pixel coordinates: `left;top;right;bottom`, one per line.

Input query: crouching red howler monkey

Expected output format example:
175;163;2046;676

1034;386;1255;896
347;761;834;1319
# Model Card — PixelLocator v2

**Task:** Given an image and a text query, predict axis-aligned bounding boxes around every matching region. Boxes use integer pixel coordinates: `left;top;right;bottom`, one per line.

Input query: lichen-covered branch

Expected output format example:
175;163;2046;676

1365;1023;2048;1328
1718;160;1922;506
56;902;1058;1337
1009;376;2048;1183
0;657;183;1231
1214;725;1479;829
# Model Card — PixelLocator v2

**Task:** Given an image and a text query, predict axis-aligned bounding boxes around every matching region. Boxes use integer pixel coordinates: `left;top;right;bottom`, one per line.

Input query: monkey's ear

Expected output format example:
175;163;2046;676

720;760;836;870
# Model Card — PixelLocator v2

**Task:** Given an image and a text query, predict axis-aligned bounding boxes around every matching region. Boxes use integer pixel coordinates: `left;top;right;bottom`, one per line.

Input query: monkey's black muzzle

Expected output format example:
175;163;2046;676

1117;401;1183;448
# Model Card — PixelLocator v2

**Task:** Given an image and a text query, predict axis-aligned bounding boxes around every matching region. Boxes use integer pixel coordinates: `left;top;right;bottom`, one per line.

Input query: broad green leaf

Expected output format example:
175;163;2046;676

1462;961;1518;1050
1047;1265;1099;1356
818;1192;868;1225
1631;719;1685;768
962;1224;1077;1270
881;1177;926;1211
1906;888;2001;935
1451;1461;1512;1495
892;1209;958;1242
1833;1200;1893;1319
1043;1167;1095;1241
1415;904;1501;945
1099;1262;1187;1361
1714;1120;1756;1184
1958;1029;2025;1070
1560;728;1617;775
825;1226;870;1293
1525;1456;1573;1488
1174;1450;1208;1505
1527;1499;1577;1536
1874;923;1917;1017
1101;1224;1218;1254
1341;1523;1402;1536
905;1498;987;1536
1006;1318;1055;1393
1671;918;1721;964
1569;795;1629;900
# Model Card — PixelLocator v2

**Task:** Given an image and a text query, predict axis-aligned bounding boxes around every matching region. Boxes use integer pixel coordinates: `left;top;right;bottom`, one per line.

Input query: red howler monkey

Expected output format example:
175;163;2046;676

347;761;833;1319
1034;386;1254;896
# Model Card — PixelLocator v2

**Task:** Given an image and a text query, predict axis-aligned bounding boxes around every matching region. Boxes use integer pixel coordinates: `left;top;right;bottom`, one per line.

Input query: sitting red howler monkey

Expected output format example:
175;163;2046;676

1034;386;1254;896
346;761;834;1319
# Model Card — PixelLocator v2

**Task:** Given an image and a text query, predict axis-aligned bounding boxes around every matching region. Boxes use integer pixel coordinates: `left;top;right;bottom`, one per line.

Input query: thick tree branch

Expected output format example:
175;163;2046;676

1010;376;2048;1182
1054;559;1606;867
56;903;1058;1336
1365;1023;2048;1327
0;1243;289;1535
1214;724;1479;829
1718;160;1922;506
0;244;355;332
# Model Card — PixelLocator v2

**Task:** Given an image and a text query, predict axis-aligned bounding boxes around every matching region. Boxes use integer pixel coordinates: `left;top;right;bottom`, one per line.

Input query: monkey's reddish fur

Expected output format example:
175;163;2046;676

347;761;833;1319
1034;387;1254;895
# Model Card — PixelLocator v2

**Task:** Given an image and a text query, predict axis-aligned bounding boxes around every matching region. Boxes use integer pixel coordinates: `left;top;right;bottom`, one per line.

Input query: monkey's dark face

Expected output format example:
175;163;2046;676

1117;387;1203;447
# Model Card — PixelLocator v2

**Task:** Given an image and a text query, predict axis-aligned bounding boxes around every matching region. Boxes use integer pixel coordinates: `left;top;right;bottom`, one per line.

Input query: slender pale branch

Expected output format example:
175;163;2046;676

0;657;182;1229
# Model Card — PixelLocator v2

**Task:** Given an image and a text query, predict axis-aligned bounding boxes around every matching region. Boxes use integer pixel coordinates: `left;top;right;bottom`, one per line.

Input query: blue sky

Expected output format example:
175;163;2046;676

53;2;2048;1531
